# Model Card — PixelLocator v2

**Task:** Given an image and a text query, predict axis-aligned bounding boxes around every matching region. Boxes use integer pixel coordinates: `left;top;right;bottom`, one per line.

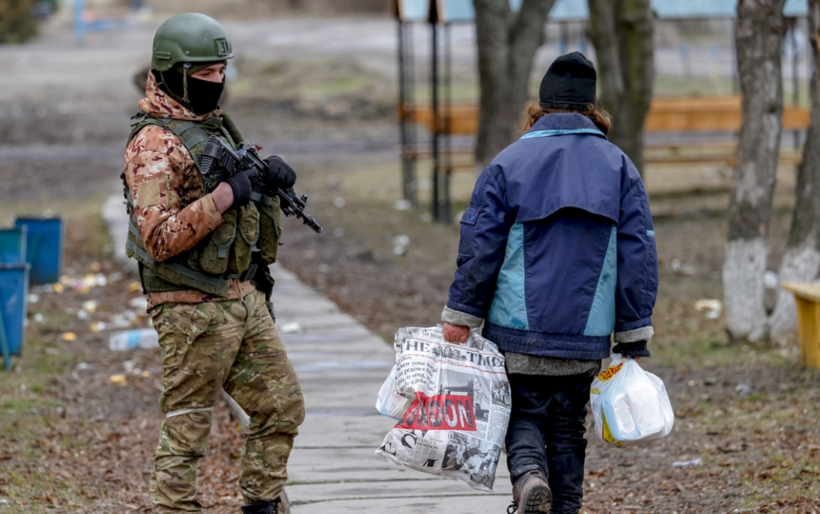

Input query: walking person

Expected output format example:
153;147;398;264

440;52;659;513
122;13;304;514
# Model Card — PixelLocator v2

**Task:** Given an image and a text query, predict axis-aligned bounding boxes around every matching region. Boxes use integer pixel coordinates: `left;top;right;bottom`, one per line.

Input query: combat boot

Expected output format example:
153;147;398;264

241;498;282;514
507;470;552;514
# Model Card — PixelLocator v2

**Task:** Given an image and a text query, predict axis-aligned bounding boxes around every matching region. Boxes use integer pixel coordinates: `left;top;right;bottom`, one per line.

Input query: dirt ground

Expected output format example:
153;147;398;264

1;15;820;514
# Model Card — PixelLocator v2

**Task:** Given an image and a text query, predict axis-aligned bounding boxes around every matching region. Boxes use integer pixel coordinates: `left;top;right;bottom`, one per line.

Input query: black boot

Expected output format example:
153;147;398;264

241;498;282;514
508;470;552;514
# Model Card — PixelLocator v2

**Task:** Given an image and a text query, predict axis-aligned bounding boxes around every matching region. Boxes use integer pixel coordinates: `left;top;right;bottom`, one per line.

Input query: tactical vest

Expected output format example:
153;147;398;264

122;111;282;297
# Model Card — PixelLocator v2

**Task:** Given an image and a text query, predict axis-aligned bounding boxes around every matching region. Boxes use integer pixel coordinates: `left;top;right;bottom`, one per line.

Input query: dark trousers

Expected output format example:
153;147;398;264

505;371;594;514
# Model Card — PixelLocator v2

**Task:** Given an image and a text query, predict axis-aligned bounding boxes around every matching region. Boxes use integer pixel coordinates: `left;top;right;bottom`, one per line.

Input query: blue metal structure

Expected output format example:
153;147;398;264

652;0;807;19
547;0;808;21
74;0;133;45
396;0;524;23
0;227;26;266
0;265;29;369
549;0;588;21
437;0;474;22
13;217;63;285
396;0;809;22
396;0;429;21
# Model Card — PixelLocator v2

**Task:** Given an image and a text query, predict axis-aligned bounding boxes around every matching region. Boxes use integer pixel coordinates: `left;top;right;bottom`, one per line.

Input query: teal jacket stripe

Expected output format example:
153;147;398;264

487;222;529;330
519;128;607;140
584;224;618;336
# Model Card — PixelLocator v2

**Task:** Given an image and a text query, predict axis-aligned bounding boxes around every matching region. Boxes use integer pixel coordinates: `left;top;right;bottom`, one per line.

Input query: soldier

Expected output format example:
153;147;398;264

122;13;305;514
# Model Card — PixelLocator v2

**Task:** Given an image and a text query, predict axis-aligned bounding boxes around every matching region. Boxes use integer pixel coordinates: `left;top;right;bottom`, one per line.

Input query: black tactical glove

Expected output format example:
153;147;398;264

241;498;282;514
612;341;651;358
224;168;259;206
263;156;297;191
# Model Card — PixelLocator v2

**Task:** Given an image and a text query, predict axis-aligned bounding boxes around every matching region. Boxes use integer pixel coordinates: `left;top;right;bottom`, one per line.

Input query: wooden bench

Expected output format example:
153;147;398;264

781;282;820;369
644;96;807;166
399;96;810;167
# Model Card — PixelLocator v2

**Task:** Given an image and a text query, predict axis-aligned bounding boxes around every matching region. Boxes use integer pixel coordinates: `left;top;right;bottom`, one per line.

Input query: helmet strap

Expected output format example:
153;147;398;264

182;63;191;104
154;68;189;108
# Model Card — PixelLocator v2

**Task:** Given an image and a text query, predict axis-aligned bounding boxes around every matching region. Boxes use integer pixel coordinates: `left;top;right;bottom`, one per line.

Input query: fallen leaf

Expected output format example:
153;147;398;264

588;465;610;477
718;442;747;453
756;469;774;480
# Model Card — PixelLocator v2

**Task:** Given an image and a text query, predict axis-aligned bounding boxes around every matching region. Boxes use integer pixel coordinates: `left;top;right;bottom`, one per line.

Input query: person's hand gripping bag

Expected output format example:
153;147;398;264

589;355;674;446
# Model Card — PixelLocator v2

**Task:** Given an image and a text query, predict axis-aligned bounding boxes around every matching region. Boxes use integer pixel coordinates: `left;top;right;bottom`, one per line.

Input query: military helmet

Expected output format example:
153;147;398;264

151;13;233;72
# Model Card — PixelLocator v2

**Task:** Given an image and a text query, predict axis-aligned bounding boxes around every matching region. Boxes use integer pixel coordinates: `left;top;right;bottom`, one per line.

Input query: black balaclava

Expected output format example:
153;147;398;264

185;75;225;115
539;52;597;110
154;62;226;115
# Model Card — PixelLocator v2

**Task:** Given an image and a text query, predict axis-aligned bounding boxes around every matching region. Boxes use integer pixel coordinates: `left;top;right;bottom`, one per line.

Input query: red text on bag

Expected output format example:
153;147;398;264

396;393;477;431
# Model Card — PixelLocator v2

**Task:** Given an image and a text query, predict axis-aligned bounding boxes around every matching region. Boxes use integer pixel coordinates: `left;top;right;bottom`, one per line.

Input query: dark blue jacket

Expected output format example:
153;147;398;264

445;113;658;360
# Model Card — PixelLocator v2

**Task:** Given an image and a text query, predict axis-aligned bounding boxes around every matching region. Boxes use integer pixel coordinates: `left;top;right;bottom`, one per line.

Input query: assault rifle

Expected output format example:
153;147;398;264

200;136;323;234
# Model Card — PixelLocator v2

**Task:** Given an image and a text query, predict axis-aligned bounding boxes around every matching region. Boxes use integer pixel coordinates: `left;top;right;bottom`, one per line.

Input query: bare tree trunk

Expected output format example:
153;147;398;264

474;0;556;169
587;0;654;174
770;0;820;337
724;0;786;342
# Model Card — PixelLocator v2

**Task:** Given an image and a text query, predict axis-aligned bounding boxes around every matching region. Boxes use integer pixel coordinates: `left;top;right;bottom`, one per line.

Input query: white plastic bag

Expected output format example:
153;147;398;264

375;326;511;492
589;355;674;446
375;365;411;419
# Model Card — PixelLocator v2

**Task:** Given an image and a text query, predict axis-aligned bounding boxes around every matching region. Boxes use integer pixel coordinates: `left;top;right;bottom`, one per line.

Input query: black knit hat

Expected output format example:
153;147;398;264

539;52;597;110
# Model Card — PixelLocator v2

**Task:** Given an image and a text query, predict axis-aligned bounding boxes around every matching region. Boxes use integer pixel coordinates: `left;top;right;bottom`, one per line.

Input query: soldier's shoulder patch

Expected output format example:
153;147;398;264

136;179;162;208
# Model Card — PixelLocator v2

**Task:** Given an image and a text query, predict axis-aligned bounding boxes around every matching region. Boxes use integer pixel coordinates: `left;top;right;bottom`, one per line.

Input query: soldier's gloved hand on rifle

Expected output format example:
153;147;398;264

263;156;297;190
223;167;260;206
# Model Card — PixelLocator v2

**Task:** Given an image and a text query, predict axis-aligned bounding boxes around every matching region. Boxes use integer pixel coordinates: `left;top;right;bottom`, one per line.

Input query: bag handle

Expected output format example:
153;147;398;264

436;324;487;351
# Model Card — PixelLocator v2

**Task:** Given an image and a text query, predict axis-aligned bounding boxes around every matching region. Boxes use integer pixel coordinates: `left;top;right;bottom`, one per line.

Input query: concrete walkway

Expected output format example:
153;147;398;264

103;193;514;513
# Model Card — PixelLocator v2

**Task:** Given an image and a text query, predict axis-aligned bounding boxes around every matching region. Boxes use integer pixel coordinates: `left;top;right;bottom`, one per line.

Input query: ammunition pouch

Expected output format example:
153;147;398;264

255;194;283;265
196;208;237;275
232;203;260;273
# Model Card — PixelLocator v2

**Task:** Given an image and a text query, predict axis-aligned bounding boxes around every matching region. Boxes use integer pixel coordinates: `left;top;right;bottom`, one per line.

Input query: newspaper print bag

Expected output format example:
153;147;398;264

375;326;511;492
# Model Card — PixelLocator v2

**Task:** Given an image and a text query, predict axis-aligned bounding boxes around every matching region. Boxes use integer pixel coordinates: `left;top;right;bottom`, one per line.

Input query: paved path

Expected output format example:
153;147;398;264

103;194;514;513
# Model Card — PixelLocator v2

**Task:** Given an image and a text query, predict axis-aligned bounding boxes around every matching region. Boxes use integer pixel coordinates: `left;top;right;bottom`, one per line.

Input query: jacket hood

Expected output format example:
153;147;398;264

139;71;217;122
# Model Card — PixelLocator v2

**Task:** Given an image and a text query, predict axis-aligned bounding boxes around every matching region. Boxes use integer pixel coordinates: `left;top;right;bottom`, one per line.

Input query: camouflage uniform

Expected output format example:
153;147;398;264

149;291;303;512
123;72;248;309
125;72;305;513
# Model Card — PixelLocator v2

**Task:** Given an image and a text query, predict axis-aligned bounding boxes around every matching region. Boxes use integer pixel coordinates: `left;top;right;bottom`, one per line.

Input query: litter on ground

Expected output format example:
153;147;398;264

694;299;722;319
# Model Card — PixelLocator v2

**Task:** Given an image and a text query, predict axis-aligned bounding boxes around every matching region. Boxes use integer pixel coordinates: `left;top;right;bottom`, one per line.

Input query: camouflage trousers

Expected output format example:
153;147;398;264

148;290;305;513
